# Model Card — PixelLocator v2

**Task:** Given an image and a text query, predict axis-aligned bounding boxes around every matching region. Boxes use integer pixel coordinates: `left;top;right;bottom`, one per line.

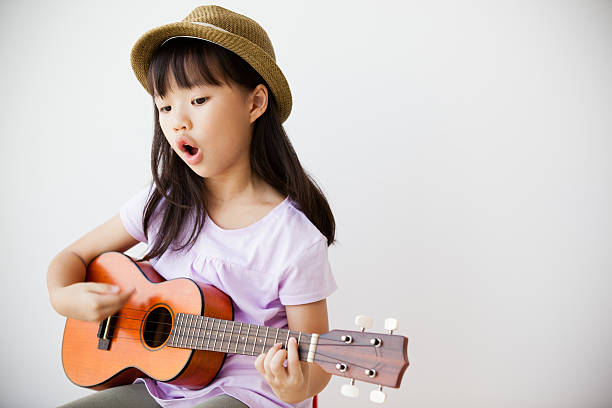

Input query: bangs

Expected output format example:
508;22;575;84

146;37;230;99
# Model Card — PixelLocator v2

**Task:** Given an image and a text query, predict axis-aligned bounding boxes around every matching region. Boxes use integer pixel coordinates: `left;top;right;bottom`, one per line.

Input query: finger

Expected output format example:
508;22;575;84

94;289;136;320
263;343;283;377
254;353;265;375
87;282;120;294
117;287;136;303
93;288;135;310
286;337;302;380
269;345;288;380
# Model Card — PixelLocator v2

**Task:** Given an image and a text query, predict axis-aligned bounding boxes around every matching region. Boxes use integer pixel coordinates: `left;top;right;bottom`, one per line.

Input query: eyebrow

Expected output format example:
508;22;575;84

155;83;217;97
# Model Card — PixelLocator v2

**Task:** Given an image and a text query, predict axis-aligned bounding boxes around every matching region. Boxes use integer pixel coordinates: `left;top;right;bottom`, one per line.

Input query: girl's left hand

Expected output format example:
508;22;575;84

254;337;305;402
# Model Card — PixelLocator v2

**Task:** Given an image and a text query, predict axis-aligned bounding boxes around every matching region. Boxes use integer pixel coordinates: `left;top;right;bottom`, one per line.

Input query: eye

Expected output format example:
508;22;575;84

157;97;208;113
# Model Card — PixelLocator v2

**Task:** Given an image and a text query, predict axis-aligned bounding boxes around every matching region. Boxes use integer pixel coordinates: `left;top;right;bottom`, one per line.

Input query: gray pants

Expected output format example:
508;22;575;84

58;383;249;408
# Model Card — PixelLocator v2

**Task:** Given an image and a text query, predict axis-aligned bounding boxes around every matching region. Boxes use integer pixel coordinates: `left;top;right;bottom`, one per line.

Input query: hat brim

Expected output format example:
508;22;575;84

131;21;292;123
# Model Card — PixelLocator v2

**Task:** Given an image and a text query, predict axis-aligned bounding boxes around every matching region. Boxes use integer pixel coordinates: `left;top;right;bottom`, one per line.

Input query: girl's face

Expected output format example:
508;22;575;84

154;73;266;180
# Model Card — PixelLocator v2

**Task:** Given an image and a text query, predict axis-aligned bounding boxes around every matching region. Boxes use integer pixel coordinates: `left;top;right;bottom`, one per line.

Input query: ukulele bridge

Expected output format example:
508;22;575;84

97;315;116;350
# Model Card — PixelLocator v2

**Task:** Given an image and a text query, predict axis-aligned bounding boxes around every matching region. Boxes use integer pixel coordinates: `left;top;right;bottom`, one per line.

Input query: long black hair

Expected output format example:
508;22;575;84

138;37;335;262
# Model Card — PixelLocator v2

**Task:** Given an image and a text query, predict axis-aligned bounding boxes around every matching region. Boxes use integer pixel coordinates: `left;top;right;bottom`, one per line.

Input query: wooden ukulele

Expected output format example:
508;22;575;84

61;252;409;403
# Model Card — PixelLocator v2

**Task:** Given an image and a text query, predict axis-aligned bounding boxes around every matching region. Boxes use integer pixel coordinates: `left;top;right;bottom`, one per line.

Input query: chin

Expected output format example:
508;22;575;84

189;167;208;179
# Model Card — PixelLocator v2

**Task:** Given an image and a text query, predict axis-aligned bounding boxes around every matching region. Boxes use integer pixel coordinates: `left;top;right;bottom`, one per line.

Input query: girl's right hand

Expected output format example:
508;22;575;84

51;282;135;322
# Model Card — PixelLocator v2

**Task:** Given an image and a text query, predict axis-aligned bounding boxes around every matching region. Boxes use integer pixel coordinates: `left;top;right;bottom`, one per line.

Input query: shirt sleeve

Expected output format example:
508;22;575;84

119;183;154;244
278;238;338;305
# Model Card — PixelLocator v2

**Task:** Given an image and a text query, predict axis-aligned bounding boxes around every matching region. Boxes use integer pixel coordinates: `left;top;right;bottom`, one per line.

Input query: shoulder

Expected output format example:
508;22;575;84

263;197;327;267
286;198;326;244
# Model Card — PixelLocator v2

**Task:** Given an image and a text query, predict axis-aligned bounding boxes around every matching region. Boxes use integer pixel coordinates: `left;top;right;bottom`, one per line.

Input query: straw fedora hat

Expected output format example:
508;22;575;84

130;5;293;123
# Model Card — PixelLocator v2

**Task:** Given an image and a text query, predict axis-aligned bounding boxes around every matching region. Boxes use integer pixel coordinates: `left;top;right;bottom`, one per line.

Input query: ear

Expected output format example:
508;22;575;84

248;84;269;124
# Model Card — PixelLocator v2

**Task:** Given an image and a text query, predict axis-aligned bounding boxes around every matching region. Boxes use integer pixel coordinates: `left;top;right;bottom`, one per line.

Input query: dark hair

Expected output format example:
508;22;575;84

138;37;335;262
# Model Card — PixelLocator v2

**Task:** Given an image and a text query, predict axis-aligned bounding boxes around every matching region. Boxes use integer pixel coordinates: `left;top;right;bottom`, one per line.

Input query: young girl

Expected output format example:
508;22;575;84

47;5;337;408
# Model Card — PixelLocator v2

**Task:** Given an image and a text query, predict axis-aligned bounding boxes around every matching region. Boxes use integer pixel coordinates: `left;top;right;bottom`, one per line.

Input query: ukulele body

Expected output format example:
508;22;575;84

61;252;233;390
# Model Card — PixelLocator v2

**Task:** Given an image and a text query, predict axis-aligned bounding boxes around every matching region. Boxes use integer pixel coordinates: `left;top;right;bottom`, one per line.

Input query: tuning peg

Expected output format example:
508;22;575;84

340;378;359;398
370;385;387;403
355;315;373;332
384;317;398;334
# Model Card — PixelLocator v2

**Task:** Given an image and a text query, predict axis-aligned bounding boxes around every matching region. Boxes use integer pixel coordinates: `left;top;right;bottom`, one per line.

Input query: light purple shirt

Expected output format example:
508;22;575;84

119;184;338;408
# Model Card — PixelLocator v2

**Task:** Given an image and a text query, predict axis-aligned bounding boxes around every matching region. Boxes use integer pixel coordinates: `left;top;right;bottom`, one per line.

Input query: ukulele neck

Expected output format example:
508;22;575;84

166;313;318;362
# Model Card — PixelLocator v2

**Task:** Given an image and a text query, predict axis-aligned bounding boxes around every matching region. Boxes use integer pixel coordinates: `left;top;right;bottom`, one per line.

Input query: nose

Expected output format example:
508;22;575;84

172;107;192;132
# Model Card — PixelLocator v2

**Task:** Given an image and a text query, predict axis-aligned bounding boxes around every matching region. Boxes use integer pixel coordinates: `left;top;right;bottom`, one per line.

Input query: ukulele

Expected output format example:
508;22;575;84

61;252;409;403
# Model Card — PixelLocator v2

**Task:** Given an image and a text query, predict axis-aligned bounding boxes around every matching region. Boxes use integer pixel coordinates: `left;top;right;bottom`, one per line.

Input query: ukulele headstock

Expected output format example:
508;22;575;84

315;316;409;403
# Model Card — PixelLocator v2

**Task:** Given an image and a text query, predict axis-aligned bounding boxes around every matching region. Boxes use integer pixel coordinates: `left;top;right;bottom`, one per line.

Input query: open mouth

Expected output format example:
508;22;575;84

175;135;202;164
182;143;198;156
179;142;199;157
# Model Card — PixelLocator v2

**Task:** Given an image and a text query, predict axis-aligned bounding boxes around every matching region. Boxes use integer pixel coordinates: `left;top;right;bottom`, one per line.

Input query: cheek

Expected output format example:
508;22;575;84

158;120;177;147
158;119;169;138
160;131;179;155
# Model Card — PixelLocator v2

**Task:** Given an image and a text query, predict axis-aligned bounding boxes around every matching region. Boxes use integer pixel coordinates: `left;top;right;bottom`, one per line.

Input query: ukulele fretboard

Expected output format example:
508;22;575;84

167;313;318;362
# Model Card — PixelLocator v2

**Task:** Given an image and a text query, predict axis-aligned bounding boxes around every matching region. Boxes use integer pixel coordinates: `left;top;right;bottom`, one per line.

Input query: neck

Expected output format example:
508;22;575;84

167;314;318;362
204;163;262;205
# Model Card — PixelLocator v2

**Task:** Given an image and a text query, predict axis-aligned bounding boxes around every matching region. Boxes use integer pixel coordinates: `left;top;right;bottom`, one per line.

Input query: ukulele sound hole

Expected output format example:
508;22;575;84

143;306;172;348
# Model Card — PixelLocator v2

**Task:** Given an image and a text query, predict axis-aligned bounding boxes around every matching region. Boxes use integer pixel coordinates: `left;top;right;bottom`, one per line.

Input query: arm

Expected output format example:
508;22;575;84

254;298;332;404
47;213;140;321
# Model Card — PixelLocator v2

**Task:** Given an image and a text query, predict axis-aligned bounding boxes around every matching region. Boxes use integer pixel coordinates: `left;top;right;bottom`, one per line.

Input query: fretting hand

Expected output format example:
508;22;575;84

254;337;307;403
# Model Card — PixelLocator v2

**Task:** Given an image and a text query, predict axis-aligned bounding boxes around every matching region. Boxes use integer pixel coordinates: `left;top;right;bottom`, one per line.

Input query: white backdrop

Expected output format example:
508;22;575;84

1;0;611;407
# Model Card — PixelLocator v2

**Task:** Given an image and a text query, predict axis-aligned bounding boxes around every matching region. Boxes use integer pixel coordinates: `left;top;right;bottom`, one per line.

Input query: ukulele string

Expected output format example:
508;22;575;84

107;318;314;345
108;322;316;353
109;313;354;345
102;332;314;361
110;320;378;352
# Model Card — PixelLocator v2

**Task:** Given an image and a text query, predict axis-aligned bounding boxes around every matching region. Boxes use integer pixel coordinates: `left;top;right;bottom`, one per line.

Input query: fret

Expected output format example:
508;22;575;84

193;316;199;350
228;321;234;353
201;316;208;351
274;327;279;345
252;325;260;356
199;316;206;350
297;331;302;354
184;315;190;348
243;324;251;354
225;320;232;349
184;314;190;349
188;315;195;349
194;315;200;349
220;320;227;352
195;316;201;349
206;317;212;350
285;329;290;349
178;314;185;348
217;319;223;351
217;320;222;352
183;315;189;349
263;326;269;354
192;315;198;349
234;322;242;354
177;314;182;347
212;319;219;351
